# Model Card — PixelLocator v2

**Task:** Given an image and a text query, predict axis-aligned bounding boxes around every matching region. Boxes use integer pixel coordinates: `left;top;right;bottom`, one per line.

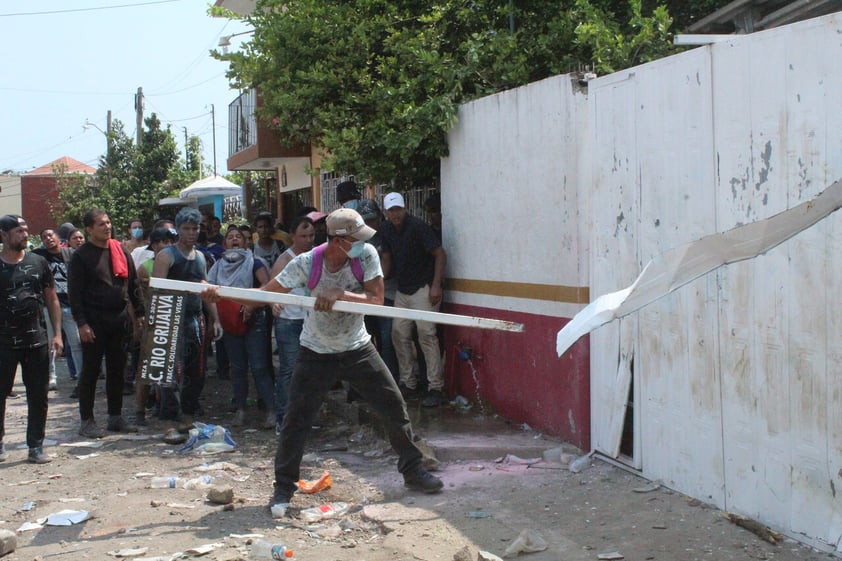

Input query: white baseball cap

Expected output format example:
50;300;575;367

383;192;405;210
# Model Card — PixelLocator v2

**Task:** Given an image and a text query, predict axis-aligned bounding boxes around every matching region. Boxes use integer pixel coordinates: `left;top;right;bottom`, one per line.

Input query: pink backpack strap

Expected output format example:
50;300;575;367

306;242;364;292
307;243;328;291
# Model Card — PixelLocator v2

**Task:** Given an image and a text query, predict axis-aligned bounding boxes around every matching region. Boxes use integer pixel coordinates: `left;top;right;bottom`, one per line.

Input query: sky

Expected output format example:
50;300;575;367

0;0;252;175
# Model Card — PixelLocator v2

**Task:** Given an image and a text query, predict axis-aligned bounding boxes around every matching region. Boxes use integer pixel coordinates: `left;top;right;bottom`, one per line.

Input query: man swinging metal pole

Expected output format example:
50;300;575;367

149;278;524;333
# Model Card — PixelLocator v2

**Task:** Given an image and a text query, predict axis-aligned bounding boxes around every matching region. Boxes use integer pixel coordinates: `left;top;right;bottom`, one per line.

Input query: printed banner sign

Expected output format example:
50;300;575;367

138;289;185;387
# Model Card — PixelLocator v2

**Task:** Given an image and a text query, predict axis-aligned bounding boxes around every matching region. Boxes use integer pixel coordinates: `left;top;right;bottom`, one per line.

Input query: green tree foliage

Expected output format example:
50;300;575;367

53;114;195;234
218;0;679;186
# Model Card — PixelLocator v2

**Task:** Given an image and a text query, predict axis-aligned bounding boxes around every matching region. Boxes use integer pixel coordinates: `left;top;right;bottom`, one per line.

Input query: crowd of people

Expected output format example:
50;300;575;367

0;181;446;508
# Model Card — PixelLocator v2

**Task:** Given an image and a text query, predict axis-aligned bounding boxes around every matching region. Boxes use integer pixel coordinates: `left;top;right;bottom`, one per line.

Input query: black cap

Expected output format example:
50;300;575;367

0;214;25;232
146;227;177;250
336;180;359;203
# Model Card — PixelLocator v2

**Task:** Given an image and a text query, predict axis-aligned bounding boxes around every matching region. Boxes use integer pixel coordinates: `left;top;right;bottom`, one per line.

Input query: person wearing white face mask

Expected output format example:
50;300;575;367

200;207;444;512
123;218;146;255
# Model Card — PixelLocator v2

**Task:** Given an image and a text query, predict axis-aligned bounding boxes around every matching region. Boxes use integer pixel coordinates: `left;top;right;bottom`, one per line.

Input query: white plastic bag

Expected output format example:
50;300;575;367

176;423;237;454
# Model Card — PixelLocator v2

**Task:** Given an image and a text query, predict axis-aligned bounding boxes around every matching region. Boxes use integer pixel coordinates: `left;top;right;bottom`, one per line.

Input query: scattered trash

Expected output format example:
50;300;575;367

16;521;42;533
176;423;237;455
597;552;624;560
299;502;351;523
20;501;35;512
75;452;100;460
468;465;485;471
724;512;783;544
270;502;289;519
251;538;294;559
107;546;149;558
465;511;492;519
149;475;213;489
150;501;195;509
478;551;504;561
60;440;105;449
568;451;593;473
194;461;240;472
632;481;660;493
297;471;332;494
500;454;542;465
39;509;91;526
652;523;668;529
451;395;469;406
184;542;225;555
542;447;575;465
503;528;548;557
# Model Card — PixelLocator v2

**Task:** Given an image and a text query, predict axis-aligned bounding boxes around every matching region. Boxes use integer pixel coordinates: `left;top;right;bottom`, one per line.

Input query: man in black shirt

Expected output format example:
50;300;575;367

69;209;144;438
34;227;83;391
380;193;448;407
0;214;63;463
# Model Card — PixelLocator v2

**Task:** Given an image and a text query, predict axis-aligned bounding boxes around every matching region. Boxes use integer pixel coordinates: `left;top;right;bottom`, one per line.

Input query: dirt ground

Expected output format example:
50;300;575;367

0;356;837;561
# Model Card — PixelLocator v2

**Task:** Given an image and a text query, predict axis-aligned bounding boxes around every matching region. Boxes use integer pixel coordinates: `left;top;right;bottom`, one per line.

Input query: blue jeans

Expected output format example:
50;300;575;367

273;317;303;424
225;307;275;412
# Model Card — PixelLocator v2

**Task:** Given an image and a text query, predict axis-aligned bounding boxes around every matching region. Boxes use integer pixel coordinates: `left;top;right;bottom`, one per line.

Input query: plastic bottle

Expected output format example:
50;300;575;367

568;453;591;473
149;475;213;489
149;476;181;489
182;475;214;489
299;501;351;523
251;539;294;559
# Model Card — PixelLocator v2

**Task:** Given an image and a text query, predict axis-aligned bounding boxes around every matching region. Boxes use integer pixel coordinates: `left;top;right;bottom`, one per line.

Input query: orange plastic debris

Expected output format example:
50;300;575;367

297;471;332;494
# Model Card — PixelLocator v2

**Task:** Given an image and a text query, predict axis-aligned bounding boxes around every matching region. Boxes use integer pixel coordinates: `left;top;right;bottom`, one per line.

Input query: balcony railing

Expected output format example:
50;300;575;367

228;89;257;157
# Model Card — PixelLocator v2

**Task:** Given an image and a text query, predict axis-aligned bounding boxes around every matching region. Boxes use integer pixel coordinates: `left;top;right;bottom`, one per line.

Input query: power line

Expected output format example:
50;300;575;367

0;0;185;17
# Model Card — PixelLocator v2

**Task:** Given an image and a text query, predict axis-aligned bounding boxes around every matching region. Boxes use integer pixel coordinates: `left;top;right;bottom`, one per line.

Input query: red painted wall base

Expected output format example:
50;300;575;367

441;303;590;450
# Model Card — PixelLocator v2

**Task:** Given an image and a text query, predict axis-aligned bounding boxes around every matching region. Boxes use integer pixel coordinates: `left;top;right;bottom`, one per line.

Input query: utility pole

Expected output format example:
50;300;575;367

106;109;113;159
135;86;144;146
183;127;189;170
211;104;217;176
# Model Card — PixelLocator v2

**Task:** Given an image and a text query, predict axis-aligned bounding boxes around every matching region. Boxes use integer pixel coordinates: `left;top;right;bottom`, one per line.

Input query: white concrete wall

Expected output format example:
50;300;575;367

441;75;589;319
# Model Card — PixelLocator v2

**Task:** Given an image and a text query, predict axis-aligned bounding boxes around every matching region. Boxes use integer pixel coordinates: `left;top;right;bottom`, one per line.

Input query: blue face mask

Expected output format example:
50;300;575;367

342;239;365;259
131;228;144;239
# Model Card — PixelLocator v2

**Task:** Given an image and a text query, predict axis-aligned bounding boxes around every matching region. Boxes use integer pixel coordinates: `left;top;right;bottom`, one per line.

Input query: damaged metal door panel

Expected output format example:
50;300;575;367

632;49;723;501
588;72;640;458
712;22;842;549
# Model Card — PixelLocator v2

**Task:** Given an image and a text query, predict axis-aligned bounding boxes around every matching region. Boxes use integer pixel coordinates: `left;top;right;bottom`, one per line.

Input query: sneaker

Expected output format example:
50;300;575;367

107;415;138;433
269;487;292;508
231;409;245;427
78;418;105;439
399;384;421;401
404;468;444;494
262;412;275;430
0;441;7;462
422;389;444;408
28;447;52;464
48;376;58;391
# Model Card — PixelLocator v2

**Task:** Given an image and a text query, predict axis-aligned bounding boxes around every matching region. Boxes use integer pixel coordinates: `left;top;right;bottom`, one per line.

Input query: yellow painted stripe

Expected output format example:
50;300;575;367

446;278;590;305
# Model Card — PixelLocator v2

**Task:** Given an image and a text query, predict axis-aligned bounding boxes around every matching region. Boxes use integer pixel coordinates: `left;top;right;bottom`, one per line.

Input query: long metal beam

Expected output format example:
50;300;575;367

150;278;525;333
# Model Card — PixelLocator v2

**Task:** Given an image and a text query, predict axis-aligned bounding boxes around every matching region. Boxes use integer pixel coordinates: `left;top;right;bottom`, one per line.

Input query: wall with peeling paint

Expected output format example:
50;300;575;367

587;12;842;553
442;9;842;554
